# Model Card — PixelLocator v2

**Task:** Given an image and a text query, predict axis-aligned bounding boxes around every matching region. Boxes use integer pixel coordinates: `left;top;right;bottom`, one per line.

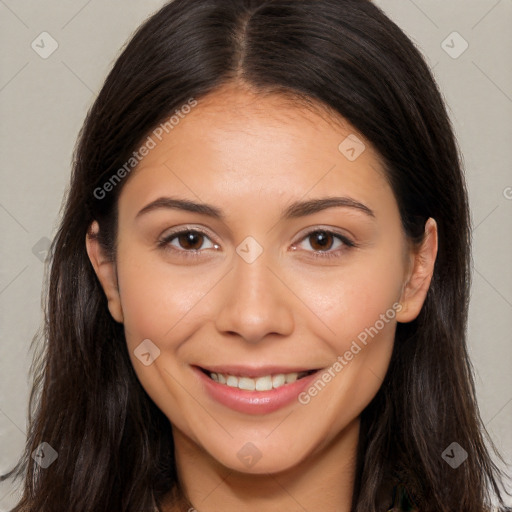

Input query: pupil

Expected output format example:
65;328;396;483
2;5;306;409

180;232;202;250
312;231;332;251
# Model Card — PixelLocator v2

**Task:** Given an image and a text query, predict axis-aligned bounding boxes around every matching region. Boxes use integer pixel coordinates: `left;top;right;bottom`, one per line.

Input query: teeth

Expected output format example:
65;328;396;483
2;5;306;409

226;375;238;388
272;374;285;388
238;377;256;391
255;375;272;391
208;370;311;391
285;372;298;383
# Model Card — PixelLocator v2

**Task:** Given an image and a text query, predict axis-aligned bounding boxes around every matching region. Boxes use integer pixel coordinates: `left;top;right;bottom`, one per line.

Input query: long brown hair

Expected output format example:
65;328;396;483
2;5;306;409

2;0;510;510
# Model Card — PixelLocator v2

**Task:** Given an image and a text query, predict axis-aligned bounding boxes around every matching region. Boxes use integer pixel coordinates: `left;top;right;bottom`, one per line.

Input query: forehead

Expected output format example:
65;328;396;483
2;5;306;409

135;84;374;165
119;84;393;219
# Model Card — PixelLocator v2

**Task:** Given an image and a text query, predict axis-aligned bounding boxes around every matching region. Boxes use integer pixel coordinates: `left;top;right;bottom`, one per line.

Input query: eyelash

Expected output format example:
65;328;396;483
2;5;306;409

157;228;357;260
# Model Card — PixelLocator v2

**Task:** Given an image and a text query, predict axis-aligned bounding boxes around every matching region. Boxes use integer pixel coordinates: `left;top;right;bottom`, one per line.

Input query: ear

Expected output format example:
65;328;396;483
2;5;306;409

395;217;438;323
85;221;124;323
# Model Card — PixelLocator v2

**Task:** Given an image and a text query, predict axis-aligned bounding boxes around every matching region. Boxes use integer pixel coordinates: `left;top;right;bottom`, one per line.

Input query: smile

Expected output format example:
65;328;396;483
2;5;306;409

202;369;316;391
194;366;322;414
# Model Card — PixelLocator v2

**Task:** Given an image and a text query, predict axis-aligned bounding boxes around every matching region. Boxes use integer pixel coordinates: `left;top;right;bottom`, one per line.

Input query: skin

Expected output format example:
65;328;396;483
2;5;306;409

86;82;437;512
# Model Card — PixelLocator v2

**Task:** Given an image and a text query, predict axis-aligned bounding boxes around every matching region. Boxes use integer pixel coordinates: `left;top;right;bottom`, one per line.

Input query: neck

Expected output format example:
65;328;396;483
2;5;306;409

167;417;360;512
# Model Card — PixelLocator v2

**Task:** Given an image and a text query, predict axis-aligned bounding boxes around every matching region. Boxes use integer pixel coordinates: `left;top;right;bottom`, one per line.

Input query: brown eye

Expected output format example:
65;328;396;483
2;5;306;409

158;229;218;256
308;231;334;251
176;231;205;251
294;229;356;260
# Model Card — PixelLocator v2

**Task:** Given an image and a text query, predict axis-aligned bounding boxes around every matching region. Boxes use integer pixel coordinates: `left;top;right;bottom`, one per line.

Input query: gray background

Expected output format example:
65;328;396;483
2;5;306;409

1;0;511;509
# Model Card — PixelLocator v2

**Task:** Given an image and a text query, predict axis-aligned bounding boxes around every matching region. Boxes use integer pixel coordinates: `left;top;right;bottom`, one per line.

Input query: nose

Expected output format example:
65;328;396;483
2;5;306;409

214;249;295;344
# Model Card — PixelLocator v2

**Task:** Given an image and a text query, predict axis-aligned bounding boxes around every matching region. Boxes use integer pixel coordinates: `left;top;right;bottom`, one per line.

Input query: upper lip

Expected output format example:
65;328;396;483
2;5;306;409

195;364;321;378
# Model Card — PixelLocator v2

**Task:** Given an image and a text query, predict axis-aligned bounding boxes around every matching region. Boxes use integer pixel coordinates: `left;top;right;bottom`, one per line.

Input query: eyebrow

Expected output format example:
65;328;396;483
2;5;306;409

135;195;375;220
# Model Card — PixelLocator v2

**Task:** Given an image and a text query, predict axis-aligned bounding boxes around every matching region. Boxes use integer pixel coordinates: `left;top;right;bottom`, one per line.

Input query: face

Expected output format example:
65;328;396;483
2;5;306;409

87;84;437;475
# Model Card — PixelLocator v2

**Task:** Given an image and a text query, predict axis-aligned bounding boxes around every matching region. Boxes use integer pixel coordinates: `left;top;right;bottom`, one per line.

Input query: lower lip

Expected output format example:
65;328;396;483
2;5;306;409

193;367;320;415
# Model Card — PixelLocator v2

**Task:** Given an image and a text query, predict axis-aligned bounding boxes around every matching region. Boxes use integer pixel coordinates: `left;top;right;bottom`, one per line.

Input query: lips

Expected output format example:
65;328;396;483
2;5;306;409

193;365;322;414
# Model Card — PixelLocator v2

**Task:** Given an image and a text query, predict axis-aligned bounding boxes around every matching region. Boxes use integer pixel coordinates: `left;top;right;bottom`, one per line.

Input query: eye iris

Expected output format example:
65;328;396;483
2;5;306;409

178;232;203;250
310;231;333;251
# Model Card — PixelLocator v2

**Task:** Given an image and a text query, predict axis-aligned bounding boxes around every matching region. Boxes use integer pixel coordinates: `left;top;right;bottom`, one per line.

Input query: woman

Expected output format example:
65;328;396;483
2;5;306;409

2;0;510;510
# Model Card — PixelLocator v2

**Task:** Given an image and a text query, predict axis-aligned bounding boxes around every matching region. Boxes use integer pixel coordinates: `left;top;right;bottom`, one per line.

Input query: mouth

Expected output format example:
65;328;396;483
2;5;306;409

197;367;319;392
193;365;323;414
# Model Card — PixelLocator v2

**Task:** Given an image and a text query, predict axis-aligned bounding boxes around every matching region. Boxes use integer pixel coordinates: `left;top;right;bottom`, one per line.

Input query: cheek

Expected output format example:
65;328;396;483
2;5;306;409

115;245;223;345
293;264;401;427
114;246;212;428
294;250;404;349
